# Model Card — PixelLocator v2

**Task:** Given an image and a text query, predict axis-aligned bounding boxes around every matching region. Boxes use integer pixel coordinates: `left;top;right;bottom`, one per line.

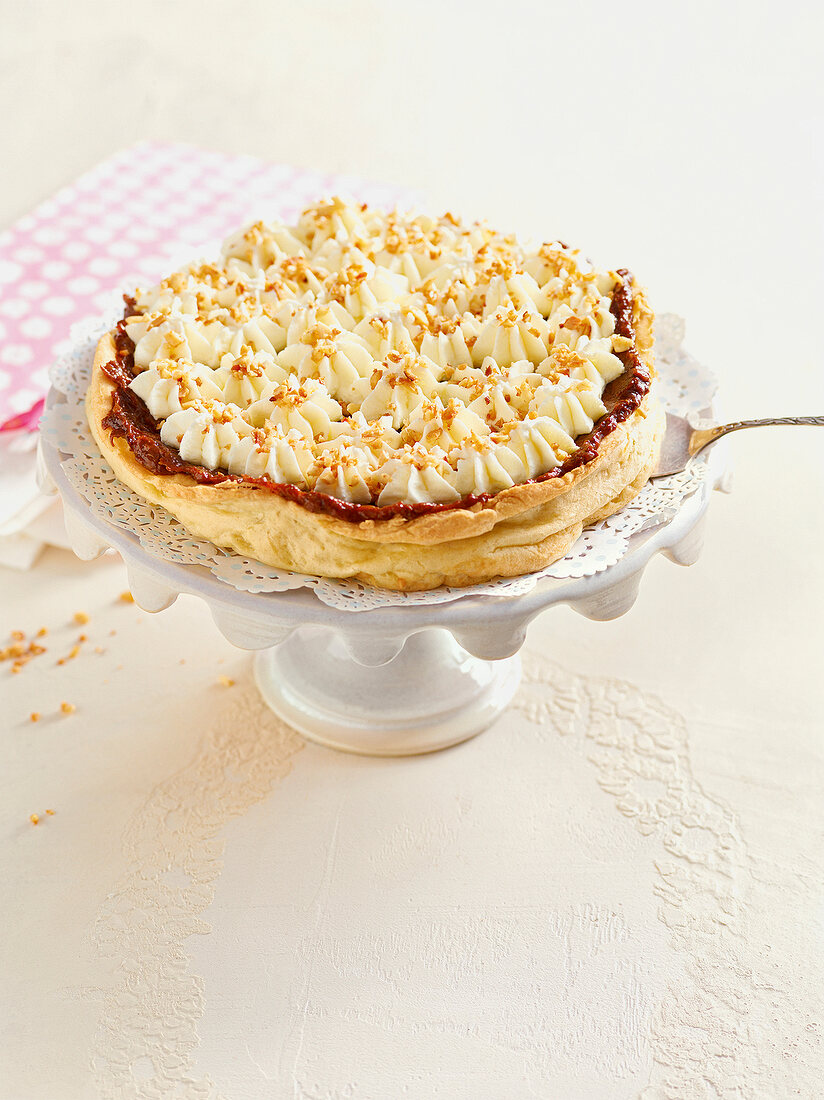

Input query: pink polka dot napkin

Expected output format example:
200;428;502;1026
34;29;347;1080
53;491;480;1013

0;142;418;428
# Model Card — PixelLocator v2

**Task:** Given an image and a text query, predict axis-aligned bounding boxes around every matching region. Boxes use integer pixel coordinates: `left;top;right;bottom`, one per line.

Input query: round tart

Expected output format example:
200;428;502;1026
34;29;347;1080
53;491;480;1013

87;199;664;590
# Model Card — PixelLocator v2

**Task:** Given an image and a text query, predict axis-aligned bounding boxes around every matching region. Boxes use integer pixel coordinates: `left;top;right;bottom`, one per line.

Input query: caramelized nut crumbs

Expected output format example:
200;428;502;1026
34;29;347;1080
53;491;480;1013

1;632;48;673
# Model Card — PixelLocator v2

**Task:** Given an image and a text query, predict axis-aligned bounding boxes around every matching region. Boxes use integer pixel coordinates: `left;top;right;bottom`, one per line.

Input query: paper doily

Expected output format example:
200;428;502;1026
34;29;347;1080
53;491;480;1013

41;311;715;612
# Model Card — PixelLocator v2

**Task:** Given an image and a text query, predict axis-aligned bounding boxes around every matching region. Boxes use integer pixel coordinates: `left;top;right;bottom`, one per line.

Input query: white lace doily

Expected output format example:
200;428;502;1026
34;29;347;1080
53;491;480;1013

41;310;716;612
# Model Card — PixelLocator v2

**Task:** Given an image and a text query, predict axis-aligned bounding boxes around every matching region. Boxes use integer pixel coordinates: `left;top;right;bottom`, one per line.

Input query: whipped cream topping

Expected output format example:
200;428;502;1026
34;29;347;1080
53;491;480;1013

122;199;636;505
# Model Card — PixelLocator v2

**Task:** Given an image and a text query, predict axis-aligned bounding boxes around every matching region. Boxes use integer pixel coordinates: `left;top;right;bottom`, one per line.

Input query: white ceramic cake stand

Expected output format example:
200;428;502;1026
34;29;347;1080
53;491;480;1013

39;429;727;756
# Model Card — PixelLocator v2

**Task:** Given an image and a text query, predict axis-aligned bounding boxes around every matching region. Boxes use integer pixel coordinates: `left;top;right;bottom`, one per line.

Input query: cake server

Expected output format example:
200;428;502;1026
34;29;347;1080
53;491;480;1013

652;412;824;478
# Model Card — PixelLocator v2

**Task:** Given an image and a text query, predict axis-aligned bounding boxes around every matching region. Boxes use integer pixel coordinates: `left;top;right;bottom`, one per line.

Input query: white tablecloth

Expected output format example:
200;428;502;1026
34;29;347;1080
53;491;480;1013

2;1;824;1095
3;436;823;1097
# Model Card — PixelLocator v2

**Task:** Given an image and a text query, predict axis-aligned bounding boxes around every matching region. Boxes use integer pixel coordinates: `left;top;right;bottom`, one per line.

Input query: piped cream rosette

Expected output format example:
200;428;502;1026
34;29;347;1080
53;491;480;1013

87;199;663;589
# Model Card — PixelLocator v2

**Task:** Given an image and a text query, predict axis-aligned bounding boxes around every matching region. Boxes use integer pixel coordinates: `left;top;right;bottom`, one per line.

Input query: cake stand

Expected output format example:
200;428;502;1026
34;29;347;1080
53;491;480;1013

38;417;728;756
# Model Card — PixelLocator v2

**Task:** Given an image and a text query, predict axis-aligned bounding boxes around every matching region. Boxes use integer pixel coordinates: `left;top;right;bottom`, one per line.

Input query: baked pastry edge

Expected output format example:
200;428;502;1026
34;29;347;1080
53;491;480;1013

86;333;664;591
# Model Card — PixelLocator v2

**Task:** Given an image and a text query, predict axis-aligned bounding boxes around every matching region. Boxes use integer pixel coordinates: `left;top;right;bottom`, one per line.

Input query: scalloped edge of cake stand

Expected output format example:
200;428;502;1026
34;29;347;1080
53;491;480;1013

38;428;729;755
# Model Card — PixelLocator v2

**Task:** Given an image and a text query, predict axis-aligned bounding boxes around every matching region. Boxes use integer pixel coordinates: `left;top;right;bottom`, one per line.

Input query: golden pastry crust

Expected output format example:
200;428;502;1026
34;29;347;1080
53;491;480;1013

86;285;663;590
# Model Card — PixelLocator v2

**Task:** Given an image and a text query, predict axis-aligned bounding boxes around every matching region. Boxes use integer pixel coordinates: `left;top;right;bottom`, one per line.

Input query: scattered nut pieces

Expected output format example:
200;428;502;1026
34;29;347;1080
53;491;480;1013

60;702;76;715
73;612;89;625
2;631;48;673
36;627;48;638
30;814;39;826
56;645;81;667
217;675;235;688
30;712;40;723
46;809;55;816
119;591;135;604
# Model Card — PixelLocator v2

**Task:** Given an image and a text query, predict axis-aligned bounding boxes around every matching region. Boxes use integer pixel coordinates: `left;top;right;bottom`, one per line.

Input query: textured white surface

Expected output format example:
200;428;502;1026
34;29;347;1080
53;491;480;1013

2;0;824;1096
2;539;824;1097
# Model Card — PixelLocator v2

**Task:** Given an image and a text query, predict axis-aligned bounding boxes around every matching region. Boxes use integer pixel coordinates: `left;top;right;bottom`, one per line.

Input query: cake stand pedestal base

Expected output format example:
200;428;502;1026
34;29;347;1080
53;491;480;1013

253;628;521;756
39;382;728;759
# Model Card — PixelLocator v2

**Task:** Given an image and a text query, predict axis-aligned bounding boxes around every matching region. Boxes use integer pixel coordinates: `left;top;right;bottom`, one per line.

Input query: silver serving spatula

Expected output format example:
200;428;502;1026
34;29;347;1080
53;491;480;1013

653;412;824;478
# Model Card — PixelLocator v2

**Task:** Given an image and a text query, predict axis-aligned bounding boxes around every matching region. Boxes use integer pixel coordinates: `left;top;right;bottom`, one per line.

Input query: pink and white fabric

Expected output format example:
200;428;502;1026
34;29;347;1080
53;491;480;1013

0;142;417;427
0;144;416;567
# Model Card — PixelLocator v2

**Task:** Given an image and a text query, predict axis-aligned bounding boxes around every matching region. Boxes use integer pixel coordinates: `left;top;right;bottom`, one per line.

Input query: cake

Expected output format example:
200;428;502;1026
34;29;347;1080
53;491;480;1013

86;198;664;590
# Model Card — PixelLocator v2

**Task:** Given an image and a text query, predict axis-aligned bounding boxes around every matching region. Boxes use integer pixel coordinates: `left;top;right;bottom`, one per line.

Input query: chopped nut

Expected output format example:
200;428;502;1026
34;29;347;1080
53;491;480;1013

30;814;39;826
73;612;90;625
4;636;48;672
11;630;24;642
46;809;55;816
57;643;81;666
217;675;235;688
60;702;76;715
36;627;48;638
30;712;40;723
119;591;135;604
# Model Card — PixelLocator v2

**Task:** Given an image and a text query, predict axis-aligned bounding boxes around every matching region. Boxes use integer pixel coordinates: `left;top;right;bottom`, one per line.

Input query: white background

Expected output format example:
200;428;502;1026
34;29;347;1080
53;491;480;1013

1;2;824;1097
2;0;823;411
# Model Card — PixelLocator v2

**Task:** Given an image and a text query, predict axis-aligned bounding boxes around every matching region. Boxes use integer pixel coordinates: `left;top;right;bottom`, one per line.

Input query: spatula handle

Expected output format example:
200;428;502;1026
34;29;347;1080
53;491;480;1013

689;415;824;457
